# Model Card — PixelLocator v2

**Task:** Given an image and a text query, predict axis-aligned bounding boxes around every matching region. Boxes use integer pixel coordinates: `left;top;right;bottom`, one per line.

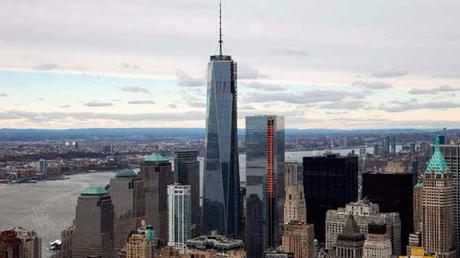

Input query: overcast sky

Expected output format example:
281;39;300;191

2;0;460;129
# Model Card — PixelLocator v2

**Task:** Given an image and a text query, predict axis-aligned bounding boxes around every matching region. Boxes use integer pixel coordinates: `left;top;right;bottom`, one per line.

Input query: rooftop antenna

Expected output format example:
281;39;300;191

219;1;223;56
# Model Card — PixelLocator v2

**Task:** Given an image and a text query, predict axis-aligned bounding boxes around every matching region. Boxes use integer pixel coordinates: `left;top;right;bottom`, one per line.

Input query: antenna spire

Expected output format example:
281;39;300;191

219;1;223;56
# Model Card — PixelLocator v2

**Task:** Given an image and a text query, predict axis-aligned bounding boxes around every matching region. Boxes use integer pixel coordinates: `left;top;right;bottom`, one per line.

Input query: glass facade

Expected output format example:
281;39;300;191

168;184;191;250
202;54;240;236
245;115;285;258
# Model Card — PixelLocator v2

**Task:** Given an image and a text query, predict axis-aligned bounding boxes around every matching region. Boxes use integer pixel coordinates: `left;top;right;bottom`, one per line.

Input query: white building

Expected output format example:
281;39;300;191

167;184;191;251
363;223;392;258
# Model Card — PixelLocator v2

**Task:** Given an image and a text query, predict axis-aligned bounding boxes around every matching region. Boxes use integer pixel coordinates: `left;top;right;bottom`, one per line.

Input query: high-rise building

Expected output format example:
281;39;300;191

0;229;21;258
362;223;392;258
282;221;314;258
202;3;240;237
333;215;364;258
325;200;401;255
362;171;414;254
302;153;358;243
168;184;192;250
284;163;306;224
422;137;456;257
109;168;145;253
174;150;201;237
413;181;423;233
14;227;41;258
125;225;155;258
139;153;173;243
245;115;285;257
38;159;47;175
186;232;246;258
440;144;460;251
264;249;294;258
72;187;114;258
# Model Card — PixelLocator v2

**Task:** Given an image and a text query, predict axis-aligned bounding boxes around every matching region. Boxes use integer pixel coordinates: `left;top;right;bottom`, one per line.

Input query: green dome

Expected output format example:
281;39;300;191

116;168;137;177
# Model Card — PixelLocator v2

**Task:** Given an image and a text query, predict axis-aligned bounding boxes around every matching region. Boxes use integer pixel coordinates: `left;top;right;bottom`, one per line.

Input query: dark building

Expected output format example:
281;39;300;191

362;171;414;254
72;187;114;258
139;153;173;243
202;6;240;237
302;153;358;243
174;150;201;237
109;168;145;253
0;230;21;258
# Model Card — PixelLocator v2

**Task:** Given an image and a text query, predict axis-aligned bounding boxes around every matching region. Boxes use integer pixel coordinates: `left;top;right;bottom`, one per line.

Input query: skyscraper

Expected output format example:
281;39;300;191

413;181;423;233
422;136;456;257
167;184;192;250
333;215;365;258
245;115;285;257
126;225;154;258
362;171;414;254
302;153;358;243
362;223;392;258
139;153;173;243
202;3;240;237
173;150;200;237
440;144;460;251
109;168;145;253
282;221;314;258
72;187;114;258
284;163;306;224
38;159;47;175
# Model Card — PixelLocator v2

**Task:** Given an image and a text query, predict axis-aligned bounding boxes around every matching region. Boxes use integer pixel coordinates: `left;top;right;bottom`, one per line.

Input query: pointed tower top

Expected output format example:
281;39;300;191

337;215;365;242
219;1;223;56
425;134;448;174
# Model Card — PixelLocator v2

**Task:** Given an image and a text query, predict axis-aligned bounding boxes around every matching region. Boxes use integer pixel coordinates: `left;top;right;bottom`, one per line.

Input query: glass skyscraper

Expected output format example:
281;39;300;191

202;6;240;236
168;184;192;251
245;115;285;258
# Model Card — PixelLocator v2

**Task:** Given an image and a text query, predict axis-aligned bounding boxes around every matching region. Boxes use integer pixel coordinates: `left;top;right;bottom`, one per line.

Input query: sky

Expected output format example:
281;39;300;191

2;0;460;129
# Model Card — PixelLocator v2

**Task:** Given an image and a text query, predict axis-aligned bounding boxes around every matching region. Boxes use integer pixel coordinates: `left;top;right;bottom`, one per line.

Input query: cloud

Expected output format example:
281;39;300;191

128;100;155;105
0;110;204;123
119;86;150;94
319;100;368;110
244;82;285;91
58;105;70;108
239;105;256;111
85;101;113;107
238;64;267;80
33;63;60;70
275;48;308;57
187;100;206;108
0;93;8;97
352;81;392;90
371;70;408;78
121;62;140;69
244;89;365;104
408;85;460;95
379;100;460;112
176;70;205;87
168;104;178;109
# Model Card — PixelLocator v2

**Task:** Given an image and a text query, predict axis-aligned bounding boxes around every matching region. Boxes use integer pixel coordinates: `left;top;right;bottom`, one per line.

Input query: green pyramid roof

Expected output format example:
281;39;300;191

116;168;137;177
425;135;448;174
81;187;108;195
144;152;168;162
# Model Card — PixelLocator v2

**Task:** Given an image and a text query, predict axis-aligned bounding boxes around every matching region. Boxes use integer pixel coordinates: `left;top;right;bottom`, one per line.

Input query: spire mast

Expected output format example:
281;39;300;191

219;1;223;56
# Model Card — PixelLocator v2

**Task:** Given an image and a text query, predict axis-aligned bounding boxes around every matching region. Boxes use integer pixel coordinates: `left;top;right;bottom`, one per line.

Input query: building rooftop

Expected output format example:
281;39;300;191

144;152;169;162
338;215;365;242
425;135;448;174
116;168;137;177
186;232;244;251
81;187;108;195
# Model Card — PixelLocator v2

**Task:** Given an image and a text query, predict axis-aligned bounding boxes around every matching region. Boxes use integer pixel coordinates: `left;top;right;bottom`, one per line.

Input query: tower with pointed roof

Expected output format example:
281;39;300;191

333;215;365;258
422;135;456;258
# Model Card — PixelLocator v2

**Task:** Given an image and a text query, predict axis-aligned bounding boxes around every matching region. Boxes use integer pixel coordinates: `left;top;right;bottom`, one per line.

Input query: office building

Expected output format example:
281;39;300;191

125;225;155;258
202;4;241;237
362;171;414;253
362;223;392;258
168;184;192;250
303;153;358;243
72;187;114;258
282;221;314;258
14;227;41;258
333;215;364;258
284;163;306;224
139;153;173;242
38;159;47;175
0;229;21;258
264;249;294;258
422;137;456;257
109;168;145;253
245;115;285;257
186;232;246;258
174;150;200;237
326;200;401;255
413;181;423;233
440;144;460;251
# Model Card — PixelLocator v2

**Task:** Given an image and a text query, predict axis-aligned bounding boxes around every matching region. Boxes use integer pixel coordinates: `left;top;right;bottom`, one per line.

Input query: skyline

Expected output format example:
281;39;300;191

2;0;460;129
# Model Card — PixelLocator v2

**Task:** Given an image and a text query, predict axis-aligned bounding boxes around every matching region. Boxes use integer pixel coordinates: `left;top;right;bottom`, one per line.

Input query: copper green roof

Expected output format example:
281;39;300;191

116;168;137;177
425;135;448;174
81;187;108;195
144;153;168;162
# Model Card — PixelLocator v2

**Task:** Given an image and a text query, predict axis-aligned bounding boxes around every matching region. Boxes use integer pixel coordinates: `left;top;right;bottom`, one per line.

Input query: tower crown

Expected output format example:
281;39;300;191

425;135;448;174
